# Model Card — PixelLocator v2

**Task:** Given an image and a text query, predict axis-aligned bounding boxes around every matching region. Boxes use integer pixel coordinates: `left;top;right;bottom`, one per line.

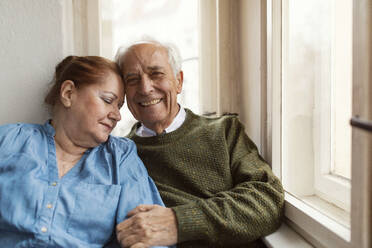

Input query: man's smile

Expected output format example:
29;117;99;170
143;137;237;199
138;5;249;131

139;98;162;107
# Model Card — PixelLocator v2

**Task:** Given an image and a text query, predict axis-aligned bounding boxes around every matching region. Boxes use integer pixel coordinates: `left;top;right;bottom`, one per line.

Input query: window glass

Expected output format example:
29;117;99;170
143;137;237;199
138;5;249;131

282;0;352;215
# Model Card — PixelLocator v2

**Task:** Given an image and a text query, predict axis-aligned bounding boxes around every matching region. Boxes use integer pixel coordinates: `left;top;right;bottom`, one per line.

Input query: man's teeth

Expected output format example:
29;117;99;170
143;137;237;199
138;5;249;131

140;99;161;106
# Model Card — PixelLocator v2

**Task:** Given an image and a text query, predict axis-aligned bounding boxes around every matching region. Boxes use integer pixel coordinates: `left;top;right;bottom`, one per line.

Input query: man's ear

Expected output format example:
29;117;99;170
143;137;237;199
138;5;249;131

60;80;76;108
176;71;184;94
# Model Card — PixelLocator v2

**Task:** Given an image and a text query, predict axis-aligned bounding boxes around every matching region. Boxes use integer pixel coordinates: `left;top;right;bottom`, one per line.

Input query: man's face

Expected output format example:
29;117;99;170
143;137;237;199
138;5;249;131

121;43;183;133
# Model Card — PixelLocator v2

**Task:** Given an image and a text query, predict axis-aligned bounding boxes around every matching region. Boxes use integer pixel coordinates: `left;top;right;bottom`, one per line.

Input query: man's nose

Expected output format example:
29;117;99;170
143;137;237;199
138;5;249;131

138;74;154;94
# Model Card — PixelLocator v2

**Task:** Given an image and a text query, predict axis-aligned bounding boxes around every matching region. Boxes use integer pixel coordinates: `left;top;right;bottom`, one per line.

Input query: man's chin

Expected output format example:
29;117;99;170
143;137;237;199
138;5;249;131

137;111;165;121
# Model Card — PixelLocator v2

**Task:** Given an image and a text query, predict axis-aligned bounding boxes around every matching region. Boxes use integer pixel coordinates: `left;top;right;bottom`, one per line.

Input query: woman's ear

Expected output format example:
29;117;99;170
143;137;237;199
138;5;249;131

60;80;76;108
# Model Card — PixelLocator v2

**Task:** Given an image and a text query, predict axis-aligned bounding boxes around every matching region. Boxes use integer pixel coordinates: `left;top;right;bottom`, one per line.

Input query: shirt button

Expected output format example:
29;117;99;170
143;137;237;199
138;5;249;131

51;182;57;186
46;204;53;209
41;227;48;233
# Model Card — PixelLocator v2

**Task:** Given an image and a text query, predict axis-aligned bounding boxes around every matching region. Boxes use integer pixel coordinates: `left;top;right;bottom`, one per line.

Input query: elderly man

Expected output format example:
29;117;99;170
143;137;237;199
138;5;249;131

115;40;284;248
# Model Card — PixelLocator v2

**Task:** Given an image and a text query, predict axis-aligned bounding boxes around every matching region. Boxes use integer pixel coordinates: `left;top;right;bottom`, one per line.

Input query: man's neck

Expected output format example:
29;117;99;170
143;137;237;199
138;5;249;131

139;105;184;136
142;113;177;135
143;123;169;135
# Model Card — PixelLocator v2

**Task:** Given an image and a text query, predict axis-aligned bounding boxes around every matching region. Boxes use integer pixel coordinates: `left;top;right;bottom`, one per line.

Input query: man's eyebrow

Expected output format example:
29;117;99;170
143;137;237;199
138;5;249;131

123;66;165;80
123;73;139;80
147;66;164;71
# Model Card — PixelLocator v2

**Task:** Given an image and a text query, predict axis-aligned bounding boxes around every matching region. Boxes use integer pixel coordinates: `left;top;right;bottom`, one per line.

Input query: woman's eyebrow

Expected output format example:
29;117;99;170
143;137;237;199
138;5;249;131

101;91;118;99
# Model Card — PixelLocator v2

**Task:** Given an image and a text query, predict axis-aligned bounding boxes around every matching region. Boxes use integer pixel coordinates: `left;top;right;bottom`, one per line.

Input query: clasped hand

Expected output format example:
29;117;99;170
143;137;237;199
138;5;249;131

116;204;178;248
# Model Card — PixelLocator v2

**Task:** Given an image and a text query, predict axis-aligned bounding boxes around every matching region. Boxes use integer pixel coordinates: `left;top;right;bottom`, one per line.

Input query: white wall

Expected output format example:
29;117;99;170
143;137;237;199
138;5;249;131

0;0;71;124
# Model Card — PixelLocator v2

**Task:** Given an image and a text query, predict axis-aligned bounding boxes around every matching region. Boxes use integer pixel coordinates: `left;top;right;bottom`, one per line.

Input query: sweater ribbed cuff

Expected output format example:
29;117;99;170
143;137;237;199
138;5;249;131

172;204;209;243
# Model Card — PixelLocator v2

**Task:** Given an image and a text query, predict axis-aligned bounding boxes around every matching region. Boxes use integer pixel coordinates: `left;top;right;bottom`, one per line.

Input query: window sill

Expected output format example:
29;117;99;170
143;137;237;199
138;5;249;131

263;223;313;248
263;192;351;248
280;192;350;248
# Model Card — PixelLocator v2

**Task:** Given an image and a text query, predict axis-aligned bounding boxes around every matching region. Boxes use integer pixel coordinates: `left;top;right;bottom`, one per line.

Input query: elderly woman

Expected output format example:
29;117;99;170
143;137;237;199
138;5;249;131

0;56;167;248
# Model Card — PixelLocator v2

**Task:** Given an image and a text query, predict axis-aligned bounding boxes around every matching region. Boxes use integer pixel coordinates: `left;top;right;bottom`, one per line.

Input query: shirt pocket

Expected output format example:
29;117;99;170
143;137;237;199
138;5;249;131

66;183;121;245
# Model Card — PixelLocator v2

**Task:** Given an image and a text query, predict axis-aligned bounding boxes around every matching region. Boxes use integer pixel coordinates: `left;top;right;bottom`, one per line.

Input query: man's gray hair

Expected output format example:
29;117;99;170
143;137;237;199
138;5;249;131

115;38;183;77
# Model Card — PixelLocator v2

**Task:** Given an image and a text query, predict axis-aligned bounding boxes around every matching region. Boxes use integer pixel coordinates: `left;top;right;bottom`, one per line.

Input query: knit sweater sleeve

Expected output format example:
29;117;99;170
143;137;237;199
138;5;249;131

172;117;284;245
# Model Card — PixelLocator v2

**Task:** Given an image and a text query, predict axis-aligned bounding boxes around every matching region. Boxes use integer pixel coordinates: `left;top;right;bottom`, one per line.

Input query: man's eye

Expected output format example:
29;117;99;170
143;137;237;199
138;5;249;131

126;78;139;84
152;71;163;76
151;71;164;79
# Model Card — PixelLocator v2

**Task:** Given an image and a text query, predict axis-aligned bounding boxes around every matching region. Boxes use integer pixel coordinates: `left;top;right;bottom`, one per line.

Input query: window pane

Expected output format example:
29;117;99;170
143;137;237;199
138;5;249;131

101;0;200;136
330;0;352;179
282;0;352;212
283;0;333;195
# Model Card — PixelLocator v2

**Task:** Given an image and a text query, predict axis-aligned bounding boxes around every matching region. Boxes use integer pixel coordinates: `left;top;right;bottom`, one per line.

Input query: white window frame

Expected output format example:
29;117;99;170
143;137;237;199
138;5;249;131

312;0;352;212
63;0;102;56
279;0;351;213
199;0;240;117
199;0;266;152
266;0;371;247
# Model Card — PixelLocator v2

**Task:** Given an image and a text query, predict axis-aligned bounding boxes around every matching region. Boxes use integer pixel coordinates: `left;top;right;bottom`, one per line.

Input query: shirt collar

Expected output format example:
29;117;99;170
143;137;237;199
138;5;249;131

43;119;56;137
137;106;186;137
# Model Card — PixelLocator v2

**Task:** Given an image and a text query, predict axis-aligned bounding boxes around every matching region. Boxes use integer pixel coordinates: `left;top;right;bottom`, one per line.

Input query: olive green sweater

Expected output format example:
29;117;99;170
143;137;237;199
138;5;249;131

127;109;284;248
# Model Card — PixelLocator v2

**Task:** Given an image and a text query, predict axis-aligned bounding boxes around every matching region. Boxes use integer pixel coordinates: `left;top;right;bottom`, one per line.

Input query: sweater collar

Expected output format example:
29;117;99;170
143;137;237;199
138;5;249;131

128;108;198;144
136;105;186;137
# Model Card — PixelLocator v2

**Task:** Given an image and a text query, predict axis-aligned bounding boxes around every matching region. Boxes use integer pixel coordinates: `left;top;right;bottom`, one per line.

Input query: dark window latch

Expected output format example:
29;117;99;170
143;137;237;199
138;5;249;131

350;116;372;133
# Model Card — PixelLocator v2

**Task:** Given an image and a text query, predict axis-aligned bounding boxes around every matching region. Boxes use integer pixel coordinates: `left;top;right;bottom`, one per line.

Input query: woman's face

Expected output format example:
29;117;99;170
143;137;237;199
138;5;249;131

64;71;124;148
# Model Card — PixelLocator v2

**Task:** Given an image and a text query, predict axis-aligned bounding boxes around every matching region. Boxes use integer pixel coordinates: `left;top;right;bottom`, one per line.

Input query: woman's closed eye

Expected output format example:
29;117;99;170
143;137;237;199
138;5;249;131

102;97;113;104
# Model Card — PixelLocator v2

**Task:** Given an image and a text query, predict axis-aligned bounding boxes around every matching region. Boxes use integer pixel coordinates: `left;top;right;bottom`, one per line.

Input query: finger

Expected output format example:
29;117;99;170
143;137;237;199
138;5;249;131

116;217;135;234
126;204;157;217
119;233;143;248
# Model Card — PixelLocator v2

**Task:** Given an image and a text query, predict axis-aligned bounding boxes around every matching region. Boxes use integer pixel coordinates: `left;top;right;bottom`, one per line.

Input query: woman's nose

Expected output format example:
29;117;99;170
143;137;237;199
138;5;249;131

109;107;121;122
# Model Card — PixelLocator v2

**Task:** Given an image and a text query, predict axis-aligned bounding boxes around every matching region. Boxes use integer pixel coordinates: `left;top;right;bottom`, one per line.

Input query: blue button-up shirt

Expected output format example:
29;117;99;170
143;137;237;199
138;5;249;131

0;121;167;248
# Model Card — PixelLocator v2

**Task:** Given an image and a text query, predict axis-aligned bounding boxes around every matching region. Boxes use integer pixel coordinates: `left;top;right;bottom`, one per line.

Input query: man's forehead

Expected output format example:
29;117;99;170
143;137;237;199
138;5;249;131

128;44;166;60
122;44;169;72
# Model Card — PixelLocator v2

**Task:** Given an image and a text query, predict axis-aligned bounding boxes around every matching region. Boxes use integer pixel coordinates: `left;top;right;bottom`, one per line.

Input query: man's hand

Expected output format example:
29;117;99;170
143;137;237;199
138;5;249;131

116;204;178;248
